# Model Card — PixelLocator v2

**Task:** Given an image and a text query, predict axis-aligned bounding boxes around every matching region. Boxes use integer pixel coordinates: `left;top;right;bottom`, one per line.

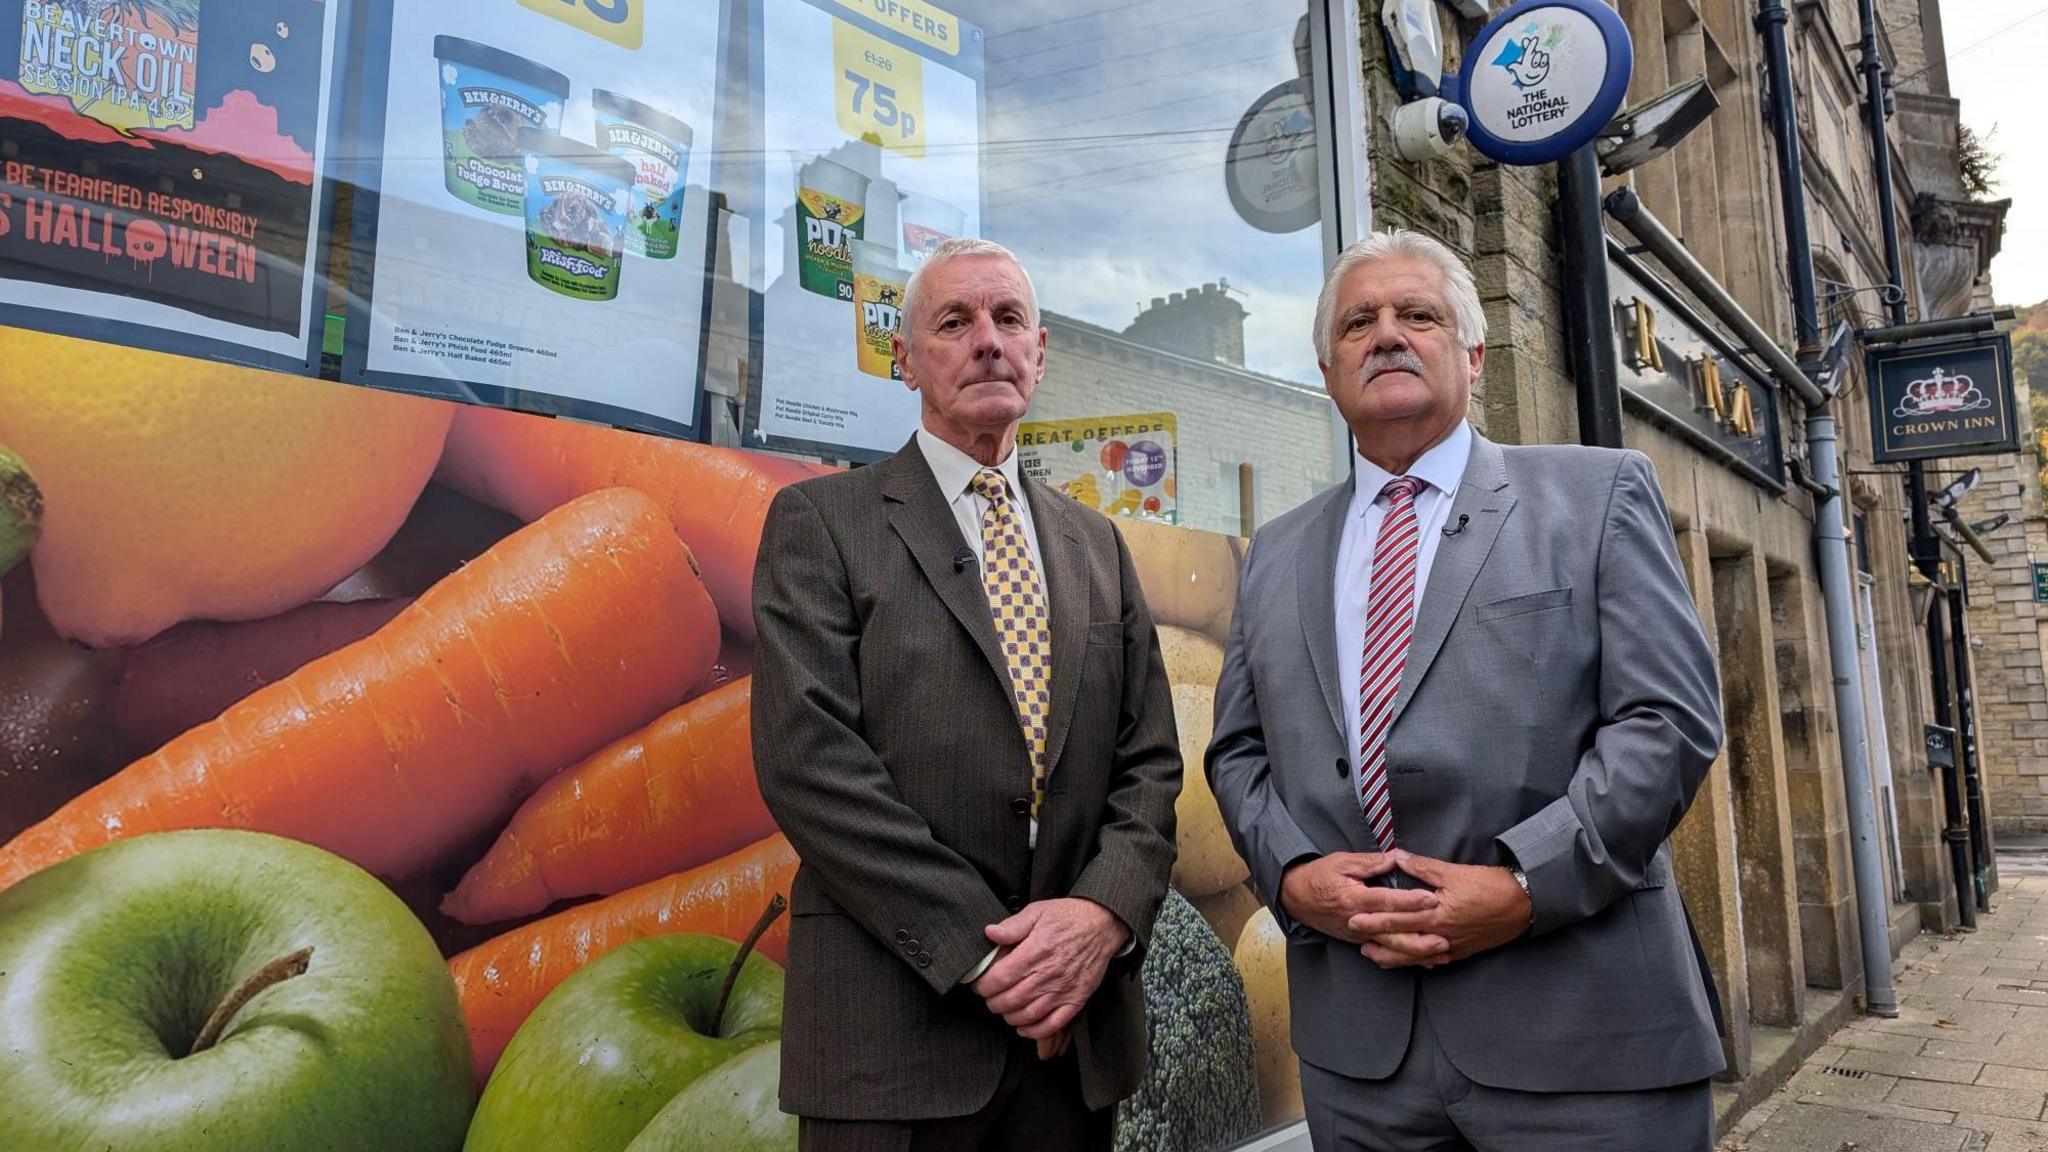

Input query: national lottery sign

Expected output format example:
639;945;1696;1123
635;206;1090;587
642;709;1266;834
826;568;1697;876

1455;0;1632;166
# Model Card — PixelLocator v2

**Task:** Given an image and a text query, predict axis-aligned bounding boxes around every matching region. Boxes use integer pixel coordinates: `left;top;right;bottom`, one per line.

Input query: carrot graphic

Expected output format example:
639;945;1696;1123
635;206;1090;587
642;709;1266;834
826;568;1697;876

441;677;771;924
435;405;832;641
0;488;720;892
449;833;798;1084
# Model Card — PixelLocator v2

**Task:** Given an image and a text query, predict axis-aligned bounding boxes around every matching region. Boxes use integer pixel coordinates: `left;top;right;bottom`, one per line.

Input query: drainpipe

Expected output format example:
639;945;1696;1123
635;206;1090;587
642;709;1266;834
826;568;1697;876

1607;0;1901;1015
1764;0;1904;1002
1854;0;1976;930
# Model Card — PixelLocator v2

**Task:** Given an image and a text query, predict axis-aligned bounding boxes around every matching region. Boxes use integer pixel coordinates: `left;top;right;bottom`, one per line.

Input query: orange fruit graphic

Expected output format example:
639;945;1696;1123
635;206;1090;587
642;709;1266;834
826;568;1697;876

0;329;453;647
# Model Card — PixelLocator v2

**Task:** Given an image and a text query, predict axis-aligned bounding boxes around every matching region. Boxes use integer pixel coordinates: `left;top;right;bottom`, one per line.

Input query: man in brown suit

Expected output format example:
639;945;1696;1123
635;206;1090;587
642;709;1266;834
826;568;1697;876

752;238;1182;1152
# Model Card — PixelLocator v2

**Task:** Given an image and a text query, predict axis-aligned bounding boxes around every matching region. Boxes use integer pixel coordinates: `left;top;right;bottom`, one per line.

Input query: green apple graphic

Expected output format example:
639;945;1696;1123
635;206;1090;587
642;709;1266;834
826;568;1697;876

0;829;474;1151
626;1040;796;1151
465;931;788;1152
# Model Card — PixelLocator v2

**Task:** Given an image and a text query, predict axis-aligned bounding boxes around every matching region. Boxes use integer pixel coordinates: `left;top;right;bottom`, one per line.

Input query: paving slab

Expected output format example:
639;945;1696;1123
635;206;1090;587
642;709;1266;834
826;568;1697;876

1723;868;2048;1150
1885;1079;2046;1122
1727;1104;1985;1152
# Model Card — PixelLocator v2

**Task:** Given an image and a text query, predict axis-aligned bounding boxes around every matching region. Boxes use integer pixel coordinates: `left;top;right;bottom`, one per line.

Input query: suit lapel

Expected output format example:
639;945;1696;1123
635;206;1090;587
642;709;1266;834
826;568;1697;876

1297;479;1354;743
1391;434;1515;723
880;441;1014;696
1027;480;1090;783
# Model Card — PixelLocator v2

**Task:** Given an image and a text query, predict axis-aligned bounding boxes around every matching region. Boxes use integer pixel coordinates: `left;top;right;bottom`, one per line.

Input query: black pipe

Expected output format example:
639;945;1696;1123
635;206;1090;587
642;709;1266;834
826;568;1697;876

1913;471;1975;926
1855;0;1973;926
1560;145;1623;449
1863;309;2015;346
1858;7;1908;330
1756;0;1820;350
1942;538;1992;910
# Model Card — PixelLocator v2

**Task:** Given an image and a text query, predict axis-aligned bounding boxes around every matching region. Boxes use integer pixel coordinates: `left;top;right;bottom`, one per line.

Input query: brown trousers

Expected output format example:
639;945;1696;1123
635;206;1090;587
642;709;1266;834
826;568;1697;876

796;1039;1114;1152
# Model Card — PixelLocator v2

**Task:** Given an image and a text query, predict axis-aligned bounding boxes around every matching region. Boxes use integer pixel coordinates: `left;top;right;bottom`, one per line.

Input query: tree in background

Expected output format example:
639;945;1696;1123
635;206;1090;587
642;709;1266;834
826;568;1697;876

2020;327;2048;494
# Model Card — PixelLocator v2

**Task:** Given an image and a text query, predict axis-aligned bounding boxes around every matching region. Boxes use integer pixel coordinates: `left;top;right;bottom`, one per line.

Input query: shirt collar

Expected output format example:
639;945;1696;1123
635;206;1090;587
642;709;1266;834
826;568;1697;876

915;425;1024;504
1351;420;1472;514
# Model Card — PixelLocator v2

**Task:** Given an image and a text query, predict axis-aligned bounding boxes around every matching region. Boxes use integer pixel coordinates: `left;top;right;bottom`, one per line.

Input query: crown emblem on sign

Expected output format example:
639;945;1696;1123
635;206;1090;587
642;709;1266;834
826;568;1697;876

1893;367;1990;418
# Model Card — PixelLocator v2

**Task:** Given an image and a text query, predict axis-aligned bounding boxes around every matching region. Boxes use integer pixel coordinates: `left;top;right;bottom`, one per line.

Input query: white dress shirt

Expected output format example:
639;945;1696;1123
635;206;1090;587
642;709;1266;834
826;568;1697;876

916;426;1044;575
1334;421;1472;783
915;428;1129;983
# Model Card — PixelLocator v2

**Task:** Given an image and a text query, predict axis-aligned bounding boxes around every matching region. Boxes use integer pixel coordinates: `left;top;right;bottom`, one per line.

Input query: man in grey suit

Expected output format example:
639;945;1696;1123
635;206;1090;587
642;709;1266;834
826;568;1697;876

1208;230;1725;1150
753;238;1180;1152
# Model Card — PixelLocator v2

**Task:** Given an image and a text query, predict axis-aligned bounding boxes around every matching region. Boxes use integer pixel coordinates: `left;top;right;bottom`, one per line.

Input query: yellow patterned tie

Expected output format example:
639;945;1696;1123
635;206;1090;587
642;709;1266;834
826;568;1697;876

970;468;1052;828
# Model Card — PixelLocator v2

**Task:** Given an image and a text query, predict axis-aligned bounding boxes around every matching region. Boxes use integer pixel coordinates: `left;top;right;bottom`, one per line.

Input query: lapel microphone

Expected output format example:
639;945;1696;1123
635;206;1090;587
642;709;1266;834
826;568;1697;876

1442;514;1469;537
953;547;974;572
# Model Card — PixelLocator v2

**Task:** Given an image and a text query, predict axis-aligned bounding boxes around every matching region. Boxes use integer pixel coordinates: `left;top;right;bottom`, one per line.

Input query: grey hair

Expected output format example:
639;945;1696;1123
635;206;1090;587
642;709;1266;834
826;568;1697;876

1313;230;1486;362
899;237;1040;349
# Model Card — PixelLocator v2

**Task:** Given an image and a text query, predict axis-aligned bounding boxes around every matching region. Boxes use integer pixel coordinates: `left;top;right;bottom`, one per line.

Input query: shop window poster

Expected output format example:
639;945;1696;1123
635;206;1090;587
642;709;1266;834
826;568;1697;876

745;0;986;462
0;0;342;371
341;0;724;439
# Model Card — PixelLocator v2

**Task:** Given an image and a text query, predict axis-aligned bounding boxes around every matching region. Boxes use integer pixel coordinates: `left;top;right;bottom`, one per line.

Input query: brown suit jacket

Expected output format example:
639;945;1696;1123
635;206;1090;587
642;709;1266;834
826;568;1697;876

751;437;1181;1121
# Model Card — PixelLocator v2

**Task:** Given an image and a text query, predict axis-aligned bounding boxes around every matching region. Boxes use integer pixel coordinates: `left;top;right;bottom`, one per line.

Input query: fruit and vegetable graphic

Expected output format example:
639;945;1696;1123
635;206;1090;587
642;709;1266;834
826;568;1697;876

0;830;475;1152
466;921;789;1151
0;345;1273;1148
0;328;452;647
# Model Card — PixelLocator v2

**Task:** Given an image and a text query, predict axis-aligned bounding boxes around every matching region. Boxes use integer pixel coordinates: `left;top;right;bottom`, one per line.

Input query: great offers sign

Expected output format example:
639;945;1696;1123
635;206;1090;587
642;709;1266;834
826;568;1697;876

1455;0;1632;166
1867;332;2018;463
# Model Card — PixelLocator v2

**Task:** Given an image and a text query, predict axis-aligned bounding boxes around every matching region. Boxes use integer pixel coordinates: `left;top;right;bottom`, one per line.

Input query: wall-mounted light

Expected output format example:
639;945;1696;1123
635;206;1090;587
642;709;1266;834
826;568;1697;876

1933;467;1981;509
1596;74;1719;177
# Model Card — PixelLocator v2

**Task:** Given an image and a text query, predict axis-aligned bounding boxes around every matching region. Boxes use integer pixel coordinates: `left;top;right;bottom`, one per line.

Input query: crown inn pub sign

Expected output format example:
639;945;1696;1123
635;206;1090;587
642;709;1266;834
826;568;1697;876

1868;332;2018;464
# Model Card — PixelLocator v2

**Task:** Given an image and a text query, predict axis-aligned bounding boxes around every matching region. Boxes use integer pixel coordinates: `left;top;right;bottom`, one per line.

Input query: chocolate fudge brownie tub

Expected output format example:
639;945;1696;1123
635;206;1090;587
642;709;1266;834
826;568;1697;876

520;129;634;302
435;36;570;215
592;90;693;260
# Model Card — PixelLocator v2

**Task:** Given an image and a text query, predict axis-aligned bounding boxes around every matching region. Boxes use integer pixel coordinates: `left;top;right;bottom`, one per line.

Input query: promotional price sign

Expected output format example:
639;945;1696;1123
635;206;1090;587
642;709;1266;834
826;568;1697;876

342;0;724;437
747;0;985;462
1455;0;1632;166
0;0;343;372
1019;414;1179;524
1867;331;2018;463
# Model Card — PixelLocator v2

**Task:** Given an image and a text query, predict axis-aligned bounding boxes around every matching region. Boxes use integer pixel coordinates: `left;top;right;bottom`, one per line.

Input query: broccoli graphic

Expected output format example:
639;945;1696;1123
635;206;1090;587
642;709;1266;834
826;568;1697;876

1113;891;1262;1151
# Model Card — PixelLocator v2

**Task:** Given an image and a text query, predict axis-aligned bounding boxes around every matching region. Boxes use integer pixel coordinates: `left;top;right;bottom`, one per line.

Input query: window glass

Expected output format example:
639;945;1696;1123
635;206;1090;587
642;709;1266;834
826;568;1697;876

737;0;1344;535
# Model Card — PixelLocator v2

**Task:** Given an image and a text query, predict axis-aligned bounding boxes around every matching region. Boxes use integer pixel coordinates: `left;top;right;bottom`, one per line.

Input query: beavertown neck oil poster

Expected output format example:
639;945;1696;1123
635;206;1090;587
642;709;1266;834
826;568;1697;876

0;0;339;368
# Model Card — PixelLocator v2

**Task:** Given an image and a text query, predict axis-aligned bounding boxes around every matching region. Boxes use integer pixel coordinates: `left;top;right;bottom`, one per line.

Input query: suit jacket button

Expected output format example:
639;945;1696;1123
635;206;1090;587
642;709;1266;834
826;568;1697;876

1005;895;1026;912
895;929;910;944
1010;797;1032;816
904;938;920;952
1335;755;1349;779
916;953;932;968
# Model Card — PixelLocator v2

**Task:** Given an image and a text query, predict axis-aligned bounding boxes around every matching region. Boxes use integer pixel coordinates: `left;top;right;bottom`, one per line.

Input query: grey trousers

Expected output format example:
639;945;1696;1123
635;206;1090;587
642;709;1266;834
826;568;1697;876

1300;995;1713;1152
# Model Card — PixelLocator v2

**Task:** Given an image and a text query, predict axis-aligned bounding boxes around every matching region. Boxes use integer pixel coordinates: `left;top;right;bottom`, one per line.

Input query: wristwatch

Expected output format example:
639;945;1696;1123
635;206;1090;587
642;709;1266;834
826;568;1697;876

1508;866;1533;926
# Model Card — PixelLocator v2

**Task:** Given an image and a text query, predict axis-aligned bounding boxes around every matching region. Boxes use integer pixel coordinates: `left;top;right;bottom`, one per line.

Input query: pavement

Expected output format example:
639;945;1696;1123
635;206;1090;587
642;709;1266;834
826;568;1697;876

1721;848;2048;1151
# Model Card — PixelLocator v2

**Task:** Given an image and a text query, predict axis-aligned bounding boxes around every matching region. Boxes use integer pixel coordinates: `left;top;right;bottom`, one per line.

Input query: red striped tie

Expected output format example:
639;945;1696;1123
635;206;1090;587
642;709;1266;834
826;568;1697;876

1358;476;1422;850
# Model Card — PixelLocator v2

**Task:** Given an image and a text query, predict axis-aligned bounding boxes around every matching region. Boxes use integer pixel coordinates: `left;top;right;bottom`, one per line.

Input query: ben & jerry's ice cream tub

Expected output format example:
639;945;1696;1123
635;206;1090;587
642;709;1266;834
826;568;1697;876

796;157;868;300
593;90;693;261
436;36;570;215
852;238;907;380
521;129;634;302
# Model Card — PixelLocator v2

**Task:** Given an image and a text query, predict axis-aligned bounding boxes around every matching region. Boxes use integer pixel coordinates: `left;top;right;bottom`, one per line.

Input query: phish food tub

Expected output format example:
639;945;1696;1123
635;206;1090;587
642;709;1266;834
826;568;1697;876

593;89;693;260
436;36;570;215
521;130;634;302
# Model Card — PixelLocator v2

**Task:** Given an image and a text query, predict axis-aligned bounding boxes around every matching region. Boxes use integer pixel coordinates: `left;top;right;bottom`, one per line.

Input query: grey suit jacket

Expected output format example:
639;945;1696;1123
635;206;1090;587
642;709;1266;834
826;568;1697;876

752;438;1180;1120
1208;433;1725;1093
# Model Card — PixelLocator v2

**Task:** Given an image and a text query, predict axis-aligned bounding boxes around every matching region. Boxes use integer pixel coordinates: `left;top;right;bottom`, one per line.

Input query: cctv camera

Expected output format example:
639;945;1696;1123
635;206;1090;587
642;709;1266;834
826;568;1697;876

1392;97;1467;161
